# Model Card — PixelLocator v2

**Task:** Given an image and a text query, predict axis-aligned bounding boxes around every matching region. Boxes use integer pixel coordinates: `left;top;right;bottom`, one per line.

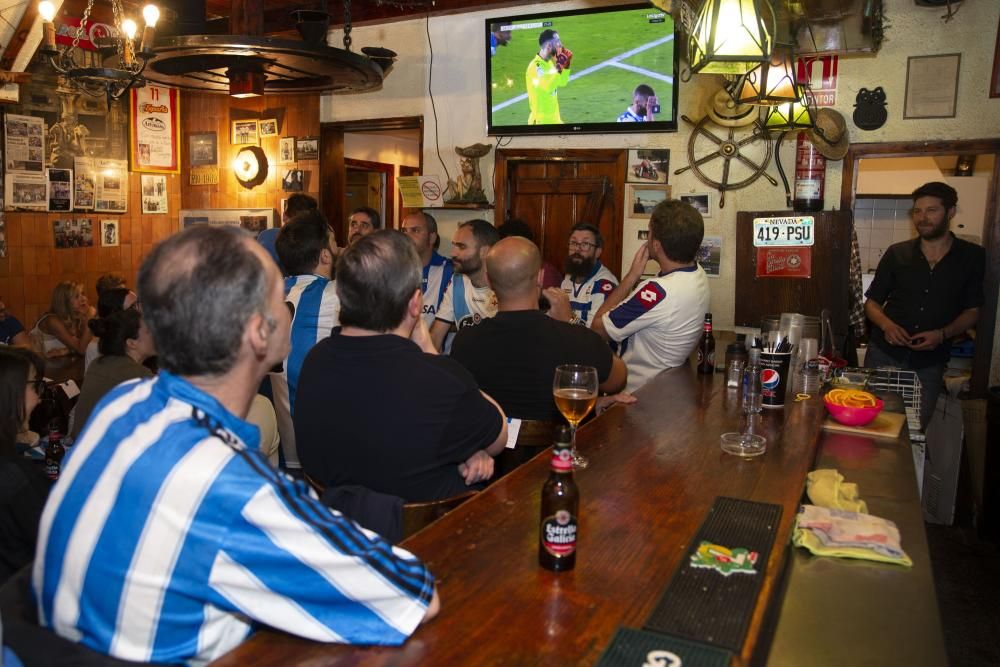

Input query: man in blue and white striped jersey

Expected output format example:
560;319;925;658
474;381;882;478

272;210;340;472
32;225;439;665
401;211;453;329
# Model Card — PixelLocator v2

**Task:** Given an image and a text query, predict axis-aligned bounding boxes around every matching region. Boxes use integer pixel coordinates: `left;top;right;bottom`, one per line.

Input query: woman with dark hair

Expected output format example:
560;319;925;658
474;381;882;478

83;286;137;374
0;347;50;584
70;290;156;440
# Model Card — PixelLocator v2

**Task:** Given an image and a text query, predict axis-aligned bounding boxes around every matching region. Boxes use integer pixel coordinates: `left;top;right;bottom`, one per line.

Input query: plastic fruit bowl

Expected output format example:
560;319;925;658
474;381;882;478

824;395;884;427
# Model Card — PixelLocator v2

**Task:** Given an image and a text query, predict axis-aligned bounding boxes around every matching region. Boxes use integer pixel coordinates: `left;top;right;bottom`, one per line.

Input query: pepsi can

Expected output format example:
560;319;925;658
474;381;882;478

759;351;792;408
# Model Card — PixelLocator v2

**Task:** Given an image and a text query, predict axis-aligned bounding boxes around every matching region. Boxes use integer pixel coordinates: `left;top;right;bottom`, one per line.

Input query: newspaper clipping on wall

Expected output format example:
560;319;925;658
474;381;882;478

4;114;44;173
94;158;128;213
74;157;96;210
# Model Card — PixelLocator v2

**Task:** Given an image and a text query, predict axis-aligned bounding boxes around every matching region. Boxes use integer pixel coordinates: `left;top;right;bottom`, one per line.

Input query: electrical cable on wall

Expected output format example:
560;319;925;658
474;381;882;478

425;12;451;183
486;135;512;212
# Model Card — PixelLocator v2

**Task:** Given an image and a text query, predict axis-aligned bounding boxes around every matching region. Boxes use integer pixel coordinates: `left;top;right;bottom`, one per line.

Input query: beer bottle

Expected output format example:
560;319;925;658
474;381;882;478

696;313;715;374
539;425;579;572
44;419;65;481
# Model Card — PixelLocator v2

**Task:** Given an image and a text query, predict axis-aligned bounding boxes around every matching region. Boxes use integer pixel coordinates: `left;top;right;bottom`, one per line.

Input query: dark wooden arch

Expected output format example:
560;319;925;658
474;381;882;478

840;138;1000;398
320;116;423;244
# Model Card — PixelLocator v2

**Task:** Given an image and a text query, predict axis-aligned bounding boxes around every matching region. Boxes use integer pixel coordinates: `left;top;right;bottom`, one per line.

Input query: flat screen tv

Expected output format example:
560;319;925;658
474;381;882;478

485;3;679;136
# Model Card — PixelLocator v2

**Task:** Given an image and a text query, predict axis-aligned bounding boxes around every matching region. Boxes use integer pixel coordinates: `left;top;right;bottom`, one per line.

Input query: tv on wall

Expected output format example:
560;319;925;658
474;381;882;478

485;3;679;136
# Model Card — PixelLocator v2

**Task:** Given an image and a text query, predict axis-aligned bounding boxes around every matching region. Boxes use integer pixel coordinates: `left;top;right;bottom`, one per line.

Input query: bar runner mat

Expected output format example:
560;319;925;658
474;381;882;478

595;627;732;667
644;496;782;652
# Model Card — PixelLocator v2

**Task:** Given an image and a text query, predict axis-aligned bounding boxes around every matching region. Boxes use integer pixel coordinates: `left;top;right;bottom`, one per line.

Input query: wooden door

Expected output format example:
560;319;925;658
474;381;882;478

495;149;626;278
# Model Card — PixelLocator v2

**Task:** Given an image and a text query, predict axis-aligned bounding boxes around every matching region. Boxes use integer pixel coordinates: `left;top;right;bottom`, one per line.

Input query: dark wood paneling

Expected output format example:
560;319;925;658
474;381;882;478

734;209;852;337
0;175;180;328
181;92;321;219
0;91;321;328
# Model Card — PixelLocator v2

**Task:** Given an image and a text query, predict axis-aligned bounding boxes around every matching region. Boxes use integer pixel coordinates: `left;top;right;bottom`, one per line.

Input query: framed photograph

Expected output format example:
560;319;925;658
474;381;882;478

282;169;304;192
140;174;168;214
46;168;73;212
130;85;180;173
627;184;672;219
680;192;712;219
626;149;670;184
696;236;722;278
53;218;94;249
295;136;319;161
180;208;275;229
259;118;279;137
232;119;259;145
279;137;296;163
189;132;217;166
904;54;961;119
101;219;119;246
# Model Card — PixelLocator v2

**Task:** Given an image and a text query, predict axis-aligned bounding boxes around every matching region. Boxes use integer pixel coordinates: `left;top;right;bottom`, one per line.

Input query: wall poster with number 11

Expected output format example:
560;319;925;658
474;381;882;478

130;85;181;173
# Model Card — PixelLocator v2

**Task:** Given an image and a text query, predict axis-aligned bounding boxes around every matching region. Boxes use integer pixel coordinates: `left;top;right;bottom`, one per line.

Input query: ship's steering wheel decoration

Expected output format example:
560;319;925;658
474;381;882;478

674;90;777;208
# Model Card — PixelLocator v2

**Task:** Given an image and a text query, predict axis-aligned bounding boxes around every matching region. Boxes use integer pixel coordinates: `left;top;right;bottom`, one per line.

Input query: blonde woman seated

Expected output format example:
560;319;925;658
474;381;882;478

30;282;95;357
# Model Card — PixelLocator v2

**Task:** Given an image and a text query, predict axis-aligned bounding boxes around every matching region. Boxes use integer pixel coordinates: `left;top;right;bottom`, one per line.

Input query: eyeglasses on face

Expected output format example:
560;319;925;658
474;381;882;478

29;379;47;394
568;240;596;251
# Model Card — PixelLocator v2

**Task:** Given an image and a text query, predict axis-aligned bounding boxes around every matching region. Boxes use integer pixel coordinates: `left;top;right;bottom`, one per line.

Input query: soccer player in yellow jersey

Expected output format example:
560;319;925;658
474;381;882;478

525;29;573;125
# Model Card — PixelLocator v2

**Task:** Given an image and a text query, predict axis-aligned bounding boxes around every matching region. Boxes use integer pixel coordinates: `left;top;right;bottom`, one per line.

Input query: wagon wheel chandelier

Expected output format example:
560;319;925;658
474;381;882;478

38;0;160;108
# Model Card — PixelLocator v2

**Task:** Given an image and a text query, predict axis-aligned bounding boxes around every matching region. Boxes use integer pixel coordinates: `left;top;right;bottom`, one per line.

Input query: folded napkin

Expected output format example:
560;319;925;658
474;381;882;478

806;468;868;513
793;504;912;567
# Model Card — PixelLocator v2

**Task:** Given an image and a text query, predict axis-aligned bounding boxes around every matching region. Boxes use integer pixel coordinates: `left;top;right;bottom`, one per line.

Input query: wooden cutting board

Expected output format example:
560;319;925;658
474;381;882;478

821;411;907;439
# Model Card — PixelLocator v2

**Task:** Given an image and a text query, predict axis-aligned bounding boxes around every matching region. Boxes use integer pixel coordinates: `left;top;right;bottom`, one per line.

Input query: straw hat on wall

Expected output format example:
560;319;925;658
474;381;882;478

806;109;850;160
706;89;758;127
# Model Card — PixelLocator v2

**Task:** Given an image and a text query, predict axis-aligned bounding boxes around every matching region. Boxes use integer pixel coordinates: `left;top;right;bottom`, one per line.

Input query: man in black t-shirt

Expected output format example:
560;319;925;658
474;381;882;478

295;231;508;502
451;237;628;422
864;181;985;428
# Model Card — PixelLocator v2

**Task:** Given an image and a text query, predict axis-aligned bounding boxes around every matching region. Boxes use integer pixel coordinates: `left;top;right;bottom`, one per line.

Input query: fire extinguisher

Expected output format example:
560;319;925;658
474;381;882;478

793;132;826;212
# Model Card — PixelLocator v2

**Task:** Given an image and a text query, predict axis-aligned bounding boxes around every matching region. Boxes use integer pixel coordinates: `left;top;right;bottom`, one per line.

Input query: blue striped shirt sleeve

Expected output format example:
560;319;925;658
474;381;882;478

209;457;434;645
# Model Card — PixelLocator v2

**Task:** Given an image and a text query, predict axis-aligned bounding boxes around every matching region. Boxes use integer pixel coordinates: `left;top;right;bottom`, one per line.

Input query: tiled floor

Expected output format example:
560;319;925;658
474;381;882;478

926;524;1000;666
853;197;916;273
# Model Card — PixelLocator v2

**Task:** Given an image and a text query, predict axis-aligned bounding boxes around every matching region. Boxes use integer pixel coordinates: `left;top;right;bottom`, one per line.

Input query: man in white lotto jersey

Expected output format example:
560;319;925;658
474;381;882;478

430;219;500;352
401;211;453;328
592;200;710;393
272;210;340;471
547;222;618;328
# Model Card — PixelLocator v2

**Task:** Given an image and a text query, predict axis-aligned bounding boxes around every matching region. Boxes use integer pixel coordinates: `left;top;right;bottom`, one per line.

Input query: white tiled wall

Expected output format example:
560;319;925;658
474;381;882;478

853;197;917;273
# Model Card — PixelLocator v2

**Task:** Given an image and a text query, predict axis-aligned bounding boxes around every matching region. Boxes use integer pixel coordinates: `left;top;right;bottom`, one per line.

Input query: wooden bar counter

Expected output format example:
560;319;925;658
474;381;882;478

214;365;835;666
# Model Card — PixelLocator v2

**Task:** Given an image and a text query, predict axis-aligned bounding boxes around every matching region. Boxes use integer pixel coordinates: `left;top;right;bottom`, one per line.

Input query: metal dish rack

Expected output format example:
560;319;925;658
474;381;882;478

865;368;925;495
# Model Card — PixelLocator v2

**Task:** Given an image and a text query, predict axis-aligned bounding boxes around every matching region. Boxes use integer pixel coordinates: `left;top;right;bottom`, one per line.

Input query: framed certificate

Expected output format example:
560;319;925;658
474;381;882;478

903;54;960;119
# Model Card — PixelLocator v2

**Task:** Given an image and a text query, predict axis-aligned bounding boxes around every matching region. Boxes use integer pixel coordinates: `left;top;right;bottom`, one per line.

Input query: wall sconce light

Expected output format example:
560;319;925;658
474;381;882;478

953;154;976;177
689;0;774;75
233;146;268;188
734;45;798;106
764;85;816;132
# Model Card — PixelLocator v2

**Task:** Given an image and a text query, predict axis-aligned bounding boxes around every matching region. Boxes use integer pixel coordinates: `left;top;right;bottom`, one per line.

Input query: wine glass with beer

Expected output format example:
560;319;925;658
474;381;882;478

553;364;598;468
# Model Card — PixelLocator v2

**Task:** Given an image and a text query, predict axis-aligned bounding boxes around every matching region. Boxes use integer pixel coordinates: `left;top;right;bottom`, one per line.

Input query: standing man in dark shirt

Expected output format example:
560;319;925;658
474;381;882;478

451;236;628;422
295;230;507;502
864;181;985;427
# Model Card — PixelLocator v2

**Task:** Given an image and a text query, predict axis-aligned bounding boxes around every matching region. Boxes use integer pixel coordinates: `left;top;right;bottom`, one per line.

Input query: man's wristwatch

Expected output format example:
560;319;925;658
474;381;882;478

569;314;582;326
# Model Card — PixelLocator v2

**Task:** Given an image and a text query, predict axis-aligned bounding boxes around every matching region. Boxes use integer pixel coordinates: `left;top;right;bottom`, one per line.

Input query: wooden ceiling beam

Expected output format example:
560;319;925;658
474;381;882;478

202;0;562;36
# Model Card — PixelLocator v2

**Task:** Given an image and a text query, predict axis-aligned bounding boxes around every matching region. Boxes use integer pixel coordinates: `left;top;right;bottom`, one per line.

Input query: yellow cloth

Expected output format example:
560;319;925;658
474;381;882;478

807;468;868;513
525;54;569;124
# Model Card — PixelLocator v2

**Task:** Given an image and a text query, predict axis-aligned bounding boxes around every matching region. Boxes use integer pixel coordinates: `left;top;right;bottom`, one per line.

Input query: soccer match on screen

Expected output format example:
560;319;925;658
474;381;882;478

488;6;676;129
